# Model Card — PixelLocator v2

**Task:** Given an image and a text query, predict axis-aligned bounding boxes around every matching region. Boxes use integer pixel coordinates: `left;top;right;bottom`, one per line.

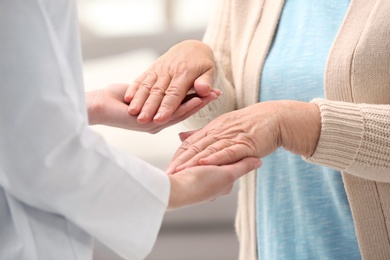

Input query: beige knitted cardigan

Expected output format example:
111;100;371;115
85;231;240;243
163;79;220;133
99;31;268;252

184;0;390;259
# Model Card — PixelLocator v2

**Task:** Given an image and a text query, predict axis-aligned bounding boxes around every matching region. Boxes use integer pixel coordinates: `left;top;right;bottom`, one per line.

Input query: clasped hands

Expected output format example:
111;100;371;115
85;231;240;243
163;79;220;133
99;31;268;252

121;39;321;171
86;40;321;210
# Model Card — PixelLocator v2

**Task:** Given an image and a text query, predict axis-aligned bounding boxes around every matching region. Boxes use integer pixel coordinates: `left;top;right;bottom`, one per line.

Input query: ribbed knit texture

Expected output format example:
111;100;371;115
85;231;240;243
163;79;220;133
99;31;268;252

305;99;364;171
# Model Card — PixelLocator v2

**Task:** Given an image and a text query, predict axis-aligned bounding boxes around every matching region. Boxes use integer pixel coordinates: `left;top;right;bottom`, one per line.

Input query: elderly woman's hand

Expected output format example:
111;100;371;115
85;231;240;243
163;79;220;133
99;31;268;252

86;83;218;134
166;100;321;174
124;40;218;124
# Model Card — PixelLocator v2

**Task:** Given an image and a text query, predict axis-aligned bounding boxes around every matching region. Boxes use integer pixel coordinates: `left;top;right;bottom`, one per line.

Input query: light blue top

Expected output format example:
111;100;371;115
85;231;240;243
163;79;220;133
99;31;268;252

256;0;361;259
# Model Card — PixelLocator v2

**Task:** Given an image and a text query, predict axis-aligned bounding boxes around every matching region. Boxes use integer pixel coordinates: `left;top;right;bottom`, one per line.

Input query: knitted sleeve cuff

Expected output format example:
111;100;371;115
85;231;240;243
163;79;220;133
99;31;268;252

303;98;365;171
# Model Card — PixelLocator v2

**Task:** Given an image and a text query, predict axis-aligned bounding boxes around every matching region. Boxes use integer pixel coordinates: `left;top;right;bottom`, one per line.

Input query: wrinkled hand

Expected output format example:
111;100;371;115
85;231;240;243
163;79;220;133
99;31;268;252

124;40;217;124
167;157;262;210
86;83;218;134
166;100;321;174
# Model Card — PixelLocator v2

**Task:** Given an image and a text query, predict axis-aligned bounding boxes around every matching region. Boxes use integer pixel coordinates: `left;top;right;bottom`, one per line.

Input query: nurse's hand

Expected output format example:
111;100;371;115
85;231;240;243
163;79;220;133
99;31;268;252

86;83;219;134
124;40;217;124
166;100;321;174
167;157;262;210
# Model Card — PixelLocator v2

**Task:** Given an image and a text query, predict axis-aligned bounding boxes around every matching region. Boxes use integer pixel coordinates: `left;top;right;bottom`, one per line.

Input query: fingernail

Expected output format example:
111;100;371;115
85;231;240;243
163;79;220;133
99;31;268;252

176;165;185;171
154;112;162;120
129;103;138;112
216;90;222;96
166;167;174;174
138;111;147;120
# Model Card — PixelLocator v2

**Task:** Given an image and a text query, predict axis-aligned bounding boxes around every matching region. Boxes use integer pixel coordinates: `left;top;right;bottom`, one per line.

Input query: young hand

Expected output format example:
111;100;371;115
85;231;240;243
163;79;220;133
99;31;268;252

86;83;218;133
167;157;262;210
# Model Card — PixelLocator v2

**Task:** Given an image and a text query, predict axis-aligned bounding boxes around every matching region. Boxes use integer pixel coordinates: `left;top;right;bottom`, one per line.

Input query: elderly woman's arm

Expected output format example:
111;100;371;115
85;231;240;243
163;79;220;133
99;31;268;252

167;99;390;183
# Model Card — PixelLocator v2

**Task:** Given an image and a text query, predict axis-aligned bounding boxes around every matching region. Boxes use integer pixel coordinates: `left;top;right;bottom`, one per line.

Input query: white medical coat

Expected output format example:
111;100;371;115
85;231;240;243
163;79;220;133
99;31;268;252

0;1;169;259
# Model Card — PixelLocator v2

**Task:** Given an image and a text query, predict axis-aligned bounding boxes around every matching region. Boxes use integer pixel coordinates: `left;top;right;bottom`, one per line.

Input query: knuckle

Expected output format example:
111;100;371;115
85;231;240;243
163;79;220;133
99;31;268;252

224;147;238;160
146;71;158;78
188;145;202;154
207;128;222;138
234;133;257;154
169;61;190;75
205;145;218;154
131;79;142;86
139;83;152;91
165;85;182;97
166;83;181;92
149;85;166;97
138;72;158;91
181;140;192;150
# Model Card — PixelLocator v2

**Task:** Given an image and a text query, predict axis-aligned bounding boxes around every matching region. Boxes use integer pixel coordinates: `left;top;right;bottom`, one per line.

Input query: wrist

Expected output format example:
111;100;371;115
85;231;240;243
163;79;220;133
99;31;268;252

279;100;321;157
85;90;103;125
167;175;184;211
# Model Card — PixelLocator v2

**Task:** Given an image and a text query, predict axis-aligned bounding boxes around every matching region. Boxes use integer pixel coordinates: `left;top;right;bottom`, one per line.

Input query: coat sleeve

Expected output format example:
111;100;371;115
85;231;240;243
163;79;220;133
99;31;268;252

0;1;169;259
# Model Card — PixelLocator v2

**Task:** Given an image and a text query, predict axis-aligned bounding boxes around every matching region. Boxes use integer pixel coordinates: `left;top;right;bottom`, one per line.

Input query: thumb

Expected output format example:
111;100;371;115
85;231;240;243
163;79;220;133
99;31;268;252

193;71;214;97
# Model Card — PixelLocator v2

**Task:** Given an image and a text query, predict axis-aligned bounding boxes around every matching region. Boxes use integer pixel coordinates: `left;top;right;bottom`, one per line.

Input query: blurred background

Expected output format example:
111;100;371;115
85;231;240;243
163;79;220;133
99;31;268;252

77;1;240;259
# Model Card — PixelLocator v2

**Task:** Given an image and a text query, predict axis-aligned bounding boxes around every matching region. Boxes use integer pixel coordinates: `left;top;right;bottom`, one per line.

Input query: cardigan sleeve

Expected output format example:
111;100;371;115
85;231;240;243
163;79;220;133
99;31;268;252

304;98;390;183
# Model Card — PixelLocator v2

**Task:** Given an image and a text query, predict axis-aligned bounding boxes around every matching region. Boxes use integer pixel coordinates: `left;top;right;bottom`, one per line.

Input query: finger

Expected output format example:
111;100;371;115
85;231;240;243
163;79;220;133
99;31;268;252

166;135;223;174
165;135;206;174
198;143;256;166
178;87;220;104
168;92;217;122
137;74;171;123
174;139;236;172
180;92;199;104
155;87;219;125
193;69;214;97
128;72;158;116
153;74;198;123
224;157;262;179
124;73;146;103
211;88;222;96
152;93;217;137
154;69;220;124
104;92;139;128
